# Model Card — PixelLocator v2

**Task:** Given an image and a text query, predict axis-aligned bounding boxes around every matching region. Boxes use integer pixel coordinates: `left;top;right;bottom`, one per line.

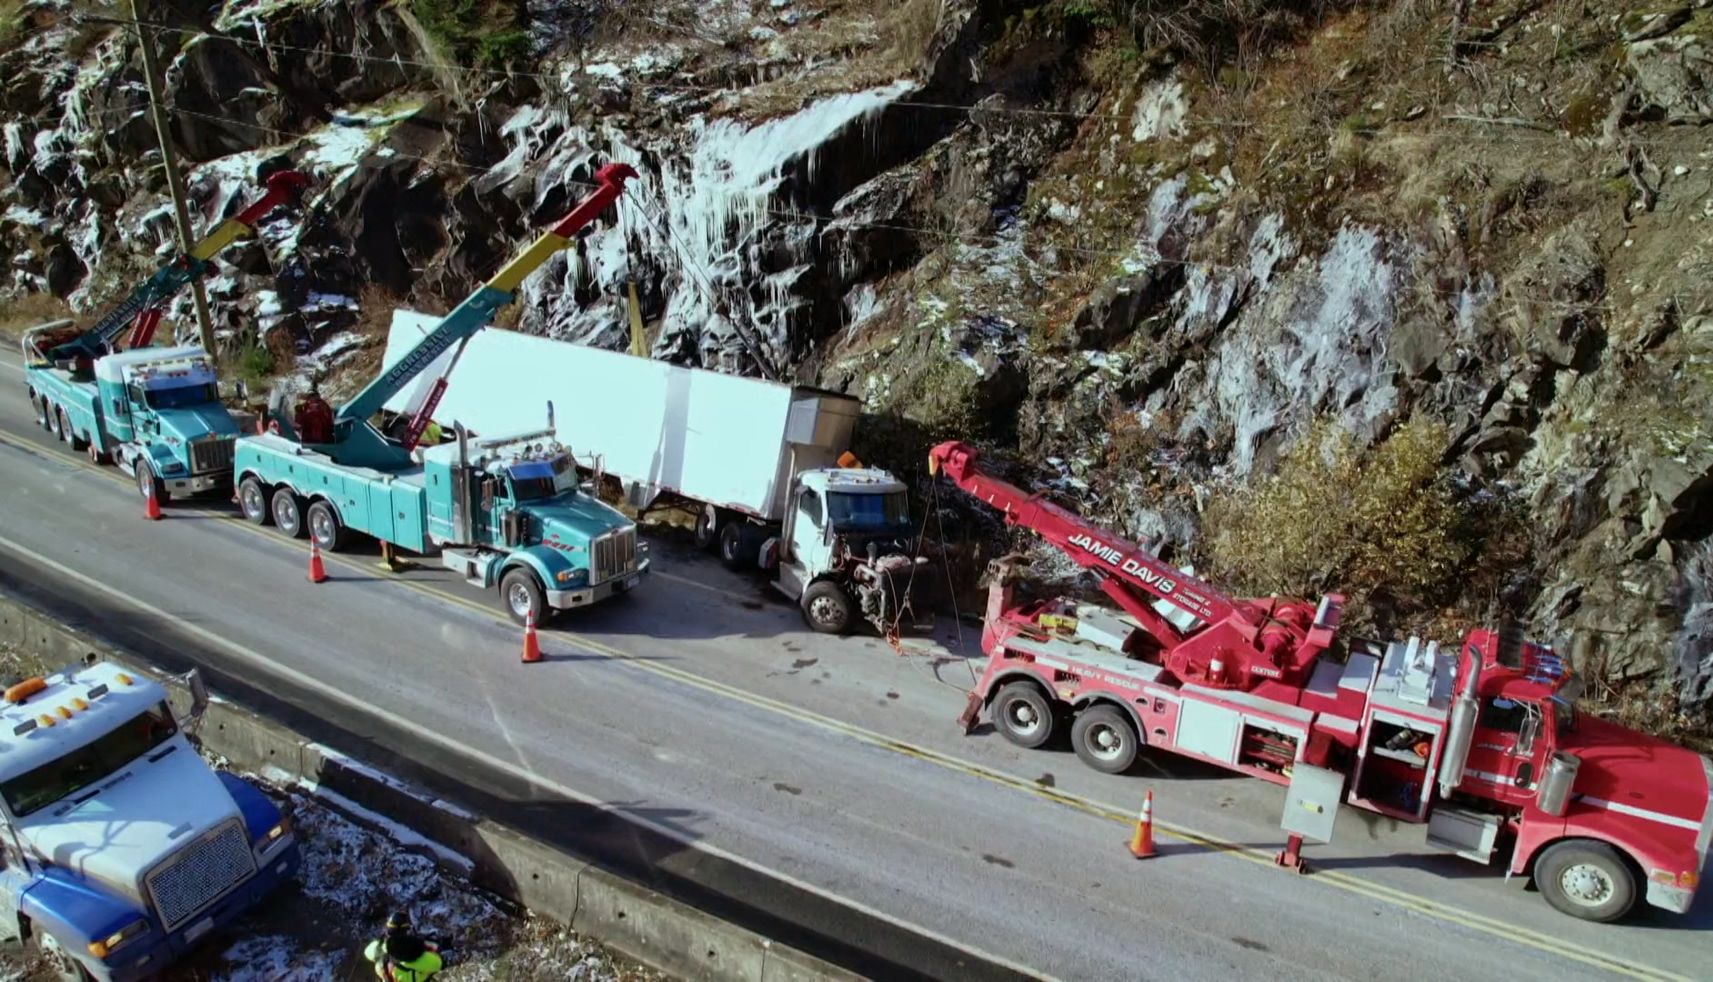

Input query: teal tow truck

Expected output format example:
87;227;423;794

232;163;647;624
20;171;309;503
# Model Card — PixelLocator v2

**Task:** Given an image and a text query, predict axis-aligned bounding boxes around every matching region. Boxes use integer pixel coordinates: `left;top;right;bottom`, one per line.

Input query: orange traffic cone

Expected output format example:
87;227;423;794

521;610;542;663
1127;789;1157;859
143;481;161;521
307;539;328;583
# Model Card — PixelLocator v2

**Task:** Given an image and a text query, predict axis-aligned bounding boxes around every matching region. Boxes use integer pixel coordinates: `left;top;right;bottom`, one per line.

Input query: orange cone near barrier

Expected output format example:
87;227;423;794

1128;789;1157;859
143;483;161;521
307;539;328;583
521;610;542;663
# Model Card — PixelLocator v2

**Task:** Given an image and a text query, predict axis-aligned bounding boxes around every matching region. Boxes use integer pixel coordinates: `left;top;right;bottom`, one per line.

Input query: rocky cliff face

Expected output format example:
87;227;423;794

2;0;1709;738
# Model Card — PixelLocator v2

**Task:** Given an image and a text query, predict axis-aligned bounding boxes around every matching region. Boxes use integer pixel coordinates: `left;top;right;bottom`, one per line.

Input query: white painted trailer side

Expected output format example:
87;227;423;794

379;311;859;521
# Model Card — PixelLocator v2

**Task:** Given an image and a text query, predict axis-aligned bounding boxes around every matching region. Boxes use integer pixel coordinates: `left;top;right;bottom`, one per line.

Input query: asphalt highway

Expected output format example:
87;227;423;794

2;348;1707;981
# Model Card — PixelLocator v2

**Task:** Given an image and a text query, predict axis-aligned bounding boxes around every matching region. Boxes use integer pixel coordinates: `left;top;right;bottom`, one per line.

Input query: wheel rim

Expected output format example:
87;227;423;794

809;595;843;627
38;931;77;975
1559;863;1616;908
1004;698;1043;738
507;581;533;617
241;483;264;518
136;466;151;498
273;496;296;531
1084;721;1126;762
310;508;334;544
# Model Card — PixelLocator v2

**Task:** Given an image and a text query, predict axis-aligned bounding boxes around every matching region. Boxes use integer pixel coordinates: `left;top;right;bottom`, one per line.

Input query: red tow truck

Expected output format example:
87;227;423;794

929;440;1713;923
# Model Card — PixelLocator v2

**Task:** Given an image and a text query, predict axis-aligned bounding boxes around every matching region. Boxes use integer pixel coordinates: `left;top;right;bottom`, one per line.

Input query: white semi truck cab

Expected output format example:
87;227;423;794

0;660;298;981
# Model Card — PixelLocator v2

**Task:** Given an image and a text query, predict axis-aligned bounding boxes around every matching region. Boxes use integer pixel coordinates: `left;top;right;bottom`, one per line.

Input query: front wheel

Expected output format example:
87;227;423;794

135;460;169;505
30;927;93;982
1071;705;1140;774
271;488;306;538
307;499;348;552
238;476;271;525
501;567;546;626
991;681;1056;749
801;580;854;634
1535;840;1637;923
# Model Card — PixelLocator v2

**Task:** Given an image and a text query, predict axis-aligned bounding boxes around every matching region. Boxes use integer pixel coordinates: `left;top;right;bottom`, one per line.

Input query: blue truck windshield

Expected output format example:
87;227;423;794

1;702;179;817
145;383;218;409
827;491;911;531
509;457;576;500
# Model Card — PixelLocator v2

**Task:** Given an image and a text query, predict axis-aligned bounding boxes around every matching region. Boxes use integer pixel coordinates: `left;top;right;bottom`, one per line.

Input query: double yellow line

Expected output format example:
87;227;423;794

0;423;1689;981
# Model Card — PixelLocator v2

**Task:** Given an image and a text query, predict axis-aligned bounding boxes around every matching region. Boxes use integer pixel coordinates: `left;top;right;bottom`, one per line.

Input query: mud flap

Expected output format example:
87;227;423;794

955;690;983;734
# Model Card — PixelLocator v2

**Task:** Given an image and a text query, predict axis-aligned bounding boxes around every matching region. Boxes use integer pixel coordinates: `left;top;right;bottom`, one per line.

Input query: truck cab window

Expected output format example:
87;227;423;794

1478;697;1529;734
798;488;823;527
0;701;178;817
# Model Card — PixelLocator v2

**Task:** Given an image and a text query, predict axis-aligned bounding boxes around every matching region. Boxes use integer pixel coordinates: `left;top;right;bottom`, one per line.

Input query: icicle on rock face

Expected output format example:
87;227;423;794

653;81;915;372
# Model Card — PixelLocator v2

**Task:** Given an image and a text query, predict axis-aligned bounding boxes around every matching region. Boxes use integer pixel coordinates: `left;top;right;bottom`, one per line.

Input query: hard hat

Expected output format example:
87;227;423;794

385;910;412;933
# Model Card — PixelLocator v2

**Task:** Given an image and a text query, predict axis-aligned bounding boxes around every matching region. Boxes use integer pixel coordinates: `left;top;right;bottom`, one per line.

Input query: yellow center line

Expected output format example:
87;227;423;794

0;425;1687;982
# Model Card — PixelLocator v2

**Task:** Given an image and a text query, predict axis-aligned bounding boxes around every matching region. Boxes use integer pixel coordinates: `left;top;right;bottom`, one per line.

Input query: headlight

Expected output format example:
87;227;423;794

88;918;148;959
161;461;185;475
257;816;291;845
555;568;588;586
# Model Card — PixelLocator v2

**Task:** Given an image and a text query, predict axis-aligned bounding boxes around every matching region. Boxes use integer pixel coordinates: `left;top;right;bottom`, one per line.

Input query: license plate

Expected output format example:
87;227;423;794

184;917;214;943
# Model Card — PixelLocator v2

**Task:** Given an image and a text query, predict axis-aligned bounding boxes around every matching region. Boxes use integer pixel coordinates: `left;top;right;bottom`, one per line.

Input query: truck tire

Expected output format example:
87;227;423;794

135;460;170;505
307;499;348;552
271;487;307;538
501;567;546;626
51;405;67;442
719;520;752;571
29;925;93;982
992;681;1056;749
238;476;271;525
1535;839;1638;923
801;580;855;634
1071;704;1140;774
67;420;89;453
30;392;46;428
694;504;722;551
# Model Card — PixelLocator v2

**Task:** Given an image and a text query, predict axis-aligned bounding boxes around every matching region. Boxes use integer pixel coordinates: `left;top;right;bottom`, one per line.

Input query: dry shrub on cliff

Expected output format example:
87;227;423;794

0;291;72;338
1202;416;1473;623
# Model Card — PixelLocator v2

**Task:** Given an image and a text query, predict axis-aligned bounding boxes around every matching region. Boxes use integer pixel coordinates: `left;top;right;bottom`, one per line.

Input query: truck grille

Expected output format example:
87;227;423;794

146;820;255;931
593;528;638;583
190;435;234;475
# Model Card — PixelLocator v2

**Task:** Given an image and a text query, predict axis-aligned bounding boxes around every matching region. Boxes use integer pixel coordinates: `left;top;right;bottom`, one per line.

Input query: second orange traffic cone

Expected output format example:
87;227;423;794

307;539;327;583
1127;789;1157;859
521;609;542;663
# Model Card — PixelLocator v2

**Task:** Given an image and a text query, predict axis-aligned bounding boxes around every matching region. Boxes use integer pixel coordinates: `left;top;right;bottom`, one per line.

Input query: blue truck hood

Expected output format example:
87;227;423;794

523;494;629;545
154;404;239;442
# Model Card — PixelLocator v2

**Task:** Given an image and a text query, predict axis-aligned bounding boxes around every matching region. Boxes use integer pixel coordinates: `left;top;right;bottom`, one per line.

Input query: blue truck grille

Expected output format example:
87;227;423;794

146;820;255;931
190;435;234;475
593;528;637;583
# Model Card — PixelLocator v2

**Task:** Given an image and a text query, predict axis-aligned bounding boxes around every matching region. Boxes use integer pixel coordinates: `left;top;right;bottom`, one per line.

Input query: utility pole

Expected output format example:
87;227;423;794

130;0;216;353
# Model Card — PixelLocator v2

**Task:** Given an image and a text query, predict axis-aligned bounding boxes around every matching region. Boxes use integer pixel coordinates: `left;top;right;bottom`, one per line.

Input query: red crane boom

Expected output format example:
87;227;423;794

928;440;1342;691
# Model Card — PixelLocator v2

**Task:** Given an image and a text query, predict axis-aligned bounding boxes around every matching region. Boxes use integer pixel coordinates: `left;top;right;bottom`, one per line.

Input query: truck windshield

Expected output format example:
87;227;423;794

1;701;179;817
827;491;911;531
508;456;577;501
145;383;218;409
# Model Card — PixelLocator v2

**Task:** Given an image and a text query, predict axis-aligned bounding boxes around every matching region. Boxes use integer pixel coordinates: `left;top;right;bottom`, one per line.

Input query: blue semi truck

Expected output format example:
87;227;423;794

233;163;647;624
0;660;298;981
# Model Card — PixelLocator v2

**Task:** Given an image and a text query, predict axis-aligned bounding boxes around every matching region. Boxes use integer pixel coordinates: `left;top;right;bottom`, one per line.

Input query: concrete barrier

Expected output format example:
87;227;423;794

0;593;863;982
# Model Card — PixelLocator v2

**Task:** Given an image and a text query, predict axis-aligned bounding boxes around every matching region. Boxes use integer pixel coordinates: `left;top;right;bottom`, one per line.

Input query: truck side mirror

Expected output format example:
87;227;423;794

1517;714;1538;754
233;380;248;401
183;667;209;727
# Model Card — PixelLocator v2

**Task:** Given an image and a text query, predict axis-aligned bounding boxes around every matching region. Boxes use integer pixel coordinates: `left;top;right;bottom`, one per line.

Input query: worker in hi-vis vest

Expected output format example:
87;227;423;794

363;909;443;981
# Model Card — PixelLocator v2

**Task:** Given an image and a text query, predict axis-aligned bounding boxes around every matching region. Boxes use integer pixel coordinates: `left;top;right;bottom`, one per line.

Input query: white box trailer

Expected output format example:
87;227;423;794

378;312;934;637
380;310;859;526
